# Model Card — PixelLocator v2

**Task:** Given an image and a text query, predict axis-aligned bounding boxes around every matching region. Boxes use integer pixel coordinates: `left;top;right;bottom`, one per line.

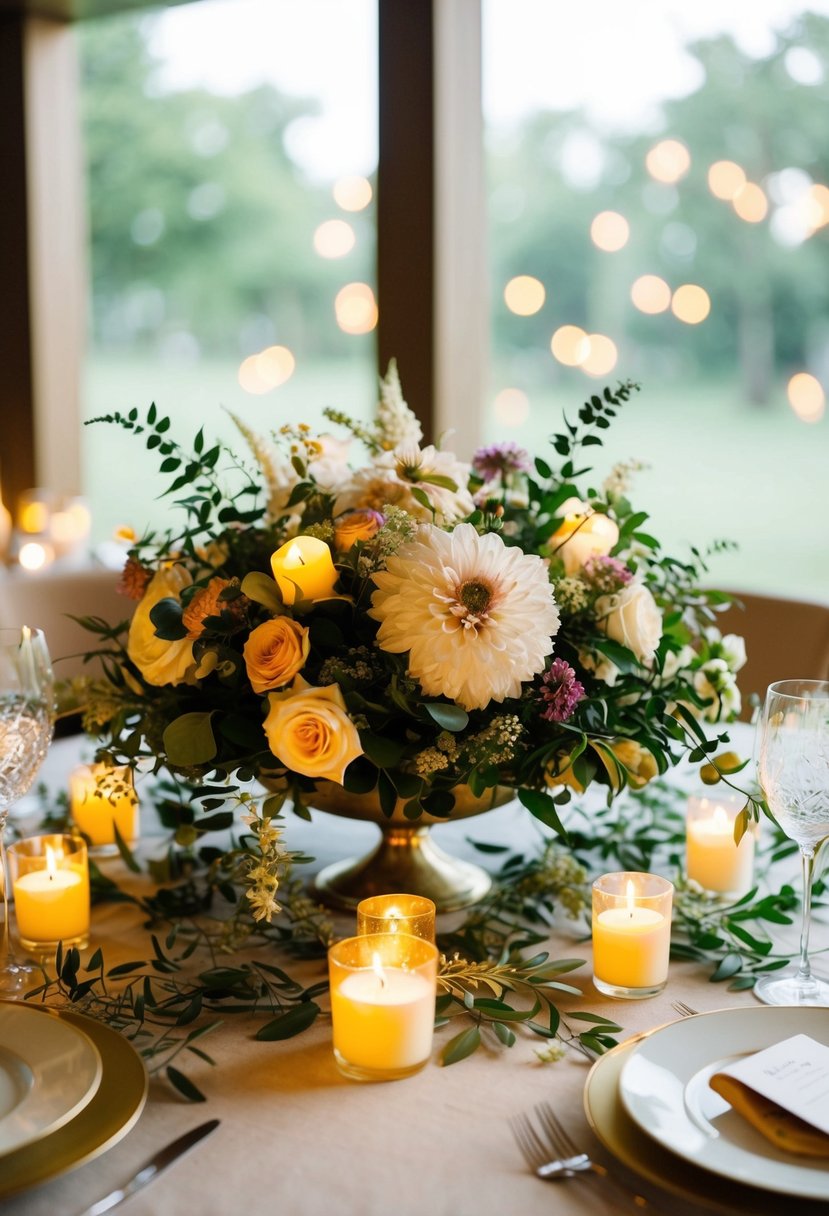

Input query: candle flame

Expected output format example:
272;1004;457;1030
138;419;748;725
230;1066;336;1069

45;844;59;880
625;880;636;918
371;951;386;989
286;543;305;567
712;806;730;833
21;625;31;644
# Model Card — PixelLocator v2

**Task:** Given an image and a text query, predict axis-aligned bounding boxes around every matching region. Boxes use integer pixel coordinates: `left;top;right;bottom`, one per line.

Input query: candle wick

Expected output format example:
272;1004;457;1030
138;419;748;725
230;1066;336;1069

297;553;306;566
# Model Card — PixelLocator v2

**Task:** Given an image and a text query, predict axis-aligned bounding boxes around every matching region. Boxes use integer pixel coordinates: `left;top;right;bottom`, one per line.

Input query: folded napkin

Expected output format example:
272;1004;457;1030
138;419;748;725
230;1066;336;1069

709;1071;829;1158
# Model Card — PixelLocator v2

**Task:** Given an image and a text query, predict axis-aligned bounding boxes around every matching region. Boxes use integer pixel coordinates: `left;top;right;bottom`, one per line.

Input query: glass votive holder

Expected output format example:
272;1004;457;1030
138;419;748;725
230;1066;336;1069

8;835;90;956
70;763;139;856
328;932;438;1082
686;793;756;898
356;894;436;943
592;872;673;1000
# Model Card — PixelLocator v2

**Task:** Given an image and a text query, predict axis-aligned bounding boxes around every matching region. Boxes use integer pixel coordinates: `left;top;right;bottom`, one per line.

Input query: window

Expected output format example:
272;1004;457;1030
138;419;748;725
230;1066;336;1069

484;0;829;597
80;0;377;539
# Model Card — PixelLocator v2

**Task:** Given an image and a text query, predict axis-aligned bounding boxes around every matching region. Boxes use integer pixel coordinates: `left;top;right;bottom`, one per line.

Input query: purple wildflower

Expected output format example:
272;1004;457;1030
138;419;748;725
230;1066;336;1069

582;554;632;594
539;658;585;723
472;441;531;482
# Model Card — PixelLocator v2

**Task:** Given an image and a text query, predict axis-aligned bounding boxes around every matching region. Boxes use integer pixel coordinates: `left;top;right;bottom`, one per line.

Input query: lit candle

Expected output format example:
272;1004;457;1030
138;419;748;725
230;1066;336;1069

592;872;673;998
686;795;755;896
70;764;139;852
328;933;438;1081
356;894;436;943
270;537;339;605
9;837;90;954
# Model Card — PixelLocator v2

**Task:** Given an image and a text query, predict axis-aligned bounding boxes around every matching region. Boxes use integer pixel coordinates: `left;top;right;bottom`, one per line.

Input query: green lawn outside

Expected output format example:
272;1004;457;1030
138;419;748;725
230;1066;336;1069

84;353;828;601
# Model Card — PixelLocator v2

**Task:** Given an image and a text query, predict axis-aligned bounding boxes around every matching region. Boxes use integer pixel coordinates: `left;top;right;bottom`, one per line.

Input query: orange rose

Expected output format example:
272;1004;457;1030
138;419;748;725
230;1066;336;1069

333;509;385;552
243;617;310;694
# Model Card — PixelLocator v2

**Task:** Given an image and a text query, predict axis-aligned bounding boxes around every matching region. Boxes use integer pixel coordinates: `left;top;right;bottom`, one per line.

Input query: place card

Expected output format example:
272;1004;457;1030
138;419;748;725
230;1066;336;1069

713;1034;829;1136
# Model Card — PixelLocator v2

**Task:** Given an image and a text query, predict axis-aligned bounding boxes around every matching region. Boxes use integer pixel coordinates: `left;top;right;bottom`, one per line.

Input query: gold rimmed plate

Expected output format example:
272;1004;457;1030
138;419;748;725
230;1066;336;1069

0;1004;148;1201
584;1019;829;1215
0;1002;102;1157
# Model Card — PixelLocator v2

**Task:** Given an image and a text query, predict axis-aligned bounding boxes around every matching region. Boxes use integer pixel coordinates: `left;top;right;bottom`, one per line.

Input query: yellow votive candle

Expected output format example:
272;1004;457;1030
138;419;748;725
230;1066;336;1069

592;872;673;999
356;894;436;943
686;795;755;896
328;933;438;1081
270;536;338;605
70;764;139;850
9;836;90;954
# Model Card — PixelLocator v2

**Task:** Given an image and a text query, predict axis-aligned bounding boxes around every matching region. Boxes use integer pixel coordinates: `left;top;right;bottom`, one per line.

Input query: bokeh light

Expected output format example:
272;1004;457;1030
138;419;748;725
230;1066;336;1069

787;373;825;422
504;275;546;316
335;282;378;334
707;161;746;201
550;325;590;367
581;334;618;377
255;345;296;388
238;355;271;395
645;140;691;184
493;388;530;427
630;275;671;314
732;183;768;223
590;211;630;252
313;219;356;258
333;175;373;212
19;541;54;572
671;284;711;325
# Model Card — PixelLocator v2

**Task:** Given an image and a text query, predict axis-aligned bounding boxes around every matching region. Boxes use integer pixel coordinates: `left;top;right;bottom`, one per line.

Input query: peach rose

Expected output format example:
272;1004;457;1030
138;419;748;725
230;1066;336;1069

263;676;363;783
127;565;195;687
607;739;659;791
243;617;310;694
333;509;385;552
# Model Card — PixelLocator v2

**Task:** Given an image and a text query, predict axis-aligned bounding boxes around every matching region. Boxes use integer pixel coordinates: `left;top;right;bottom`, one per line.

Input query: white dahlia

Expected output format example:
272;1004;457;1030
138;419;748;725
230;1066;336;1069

335;443;475;524
369;523;560;711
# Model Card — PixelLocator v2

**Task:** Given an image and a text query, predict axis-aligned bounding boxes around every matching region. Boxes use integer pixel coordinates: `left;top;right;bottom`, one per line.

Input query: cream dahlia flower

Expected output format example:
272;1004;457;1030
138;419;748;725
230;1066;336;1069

335;443;474;525
369;523;560;711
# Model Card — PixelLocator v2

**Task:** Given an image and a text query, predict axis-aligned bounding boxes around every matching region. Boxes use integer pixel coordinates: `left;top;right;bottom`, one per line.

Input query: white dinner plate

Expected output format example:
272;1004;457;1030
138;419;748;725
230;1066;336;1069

618;1005;829;1199
0;1001;102;1157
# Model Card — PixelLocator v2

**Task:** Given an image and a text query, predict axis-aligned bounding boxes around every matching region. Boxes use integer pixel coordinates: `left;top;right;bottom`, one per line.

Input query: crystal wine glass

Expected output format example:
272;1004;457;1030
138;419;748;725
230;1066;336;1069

755;678;829;1006
0;627;54;992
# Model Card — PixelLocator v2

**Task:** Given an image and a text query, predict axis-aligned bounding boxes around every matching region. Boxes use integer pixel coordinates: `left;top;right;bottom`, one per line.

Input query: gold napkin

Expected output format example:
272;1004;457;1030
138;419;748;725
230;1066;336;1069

709;1072;829;1158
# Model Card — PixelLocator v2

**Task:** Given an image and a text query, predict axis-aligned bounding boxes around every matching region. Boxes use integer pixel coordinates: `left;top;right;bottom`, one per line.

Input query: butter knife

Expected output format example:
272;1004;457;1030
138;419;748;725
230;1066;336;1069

78;1119;220;1216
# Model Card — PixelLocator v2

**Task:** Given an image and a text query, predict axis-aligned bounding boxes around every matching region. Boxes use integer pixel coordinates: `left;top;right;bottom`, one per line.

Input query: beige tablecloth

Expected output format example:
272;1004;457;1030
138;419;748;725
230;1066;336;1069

5;733;828;1216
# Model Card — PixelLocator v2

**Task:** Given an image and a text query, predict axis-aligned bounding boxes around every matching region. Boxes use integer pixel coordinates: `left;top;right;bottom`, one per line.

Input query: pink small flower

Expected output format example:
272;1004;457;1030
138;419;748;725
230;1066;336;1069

472;442;530;482
582;554;632;594
539;658;585;723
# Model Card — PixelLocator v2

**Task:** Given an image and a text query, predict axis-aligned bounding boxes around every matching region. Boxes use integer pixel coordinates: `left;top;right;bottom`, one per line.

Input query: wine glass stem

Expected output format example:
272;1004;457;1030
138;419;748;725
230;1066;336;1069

797;845;816;984
0;817;13;965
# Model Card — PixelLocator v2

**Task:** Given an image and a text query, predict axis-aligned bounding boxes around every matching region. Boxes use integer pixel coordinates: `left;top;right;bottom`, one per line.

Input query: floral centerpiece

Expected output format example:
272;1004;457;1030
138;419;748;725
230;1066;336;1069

79;366;747;912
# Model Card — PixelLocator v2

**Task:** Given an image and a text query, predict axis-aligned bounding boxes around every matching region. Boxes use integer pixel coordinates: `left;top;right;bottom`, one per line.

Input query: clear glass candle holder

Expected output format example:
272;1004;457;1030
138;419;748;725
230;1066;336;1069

70;763;139;856
8;834;90;956
356;894;436;943
686;792;756;898
328;932;438;1082
592;872;673;999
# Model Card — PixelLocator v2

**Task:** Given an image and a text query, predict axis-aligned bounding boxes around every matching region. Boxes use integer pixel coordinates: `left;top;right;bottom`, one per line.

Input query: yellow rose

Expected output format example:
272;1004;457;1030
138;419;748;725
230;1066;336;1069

549;498;619;576
127;566;195;687
606;739;659;791
544;754;585;794
333;509;385;552
263;676;363;783
243;617;310;694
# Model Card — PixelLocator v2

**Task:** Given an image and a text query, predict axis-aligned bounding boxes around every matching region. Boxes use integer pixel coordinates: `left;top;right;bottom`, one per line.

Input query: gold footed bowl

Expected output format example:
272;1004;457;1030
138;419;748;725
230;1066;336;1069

302;783;515;912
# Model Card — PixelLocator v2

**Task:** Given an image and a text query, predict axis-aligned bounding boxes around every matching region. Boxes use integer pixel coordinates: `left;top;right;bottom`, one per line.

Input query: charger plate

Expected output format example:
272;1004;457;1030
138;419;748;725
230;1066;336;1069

0;1002;102;1157
618;1006;829;1199
0;1005;148;1201
584;1018;829;1216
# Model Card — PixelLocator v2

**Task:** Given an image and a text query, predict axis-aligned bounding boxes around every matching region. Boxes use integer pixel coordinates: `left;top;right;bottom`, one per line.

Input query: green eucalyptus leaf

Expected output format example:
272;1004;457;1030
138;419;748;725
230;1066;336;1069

240;571;283;612
255;1001;320;1040
440;1025;481;1066
166;1066;206;1103
163;712;218;767
425;703;469;731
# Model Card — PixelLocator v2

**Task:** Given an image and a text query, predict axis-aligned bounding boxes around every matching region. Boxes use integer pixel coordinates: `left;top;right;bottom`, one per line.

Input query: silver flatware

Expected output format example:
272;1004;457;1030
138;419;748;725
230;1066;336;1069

671;1000;700;1018
510;1101;650;1209
77;1118;220;1216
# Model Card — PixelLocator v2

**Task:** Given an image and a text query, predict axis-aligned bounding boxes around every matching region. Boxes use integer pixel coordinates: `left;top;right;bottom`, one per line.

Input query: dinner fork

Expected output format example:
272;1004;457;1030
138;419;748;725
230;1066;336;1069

671;1000;700;1018
510;1102;649;1209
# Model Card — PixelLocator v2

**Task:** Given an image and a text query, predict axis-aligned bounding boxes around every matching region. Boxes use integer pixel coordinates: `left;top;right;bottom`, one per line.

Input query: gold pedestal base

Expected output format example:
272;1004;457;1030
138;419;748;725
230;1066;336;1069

310;825;492;913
